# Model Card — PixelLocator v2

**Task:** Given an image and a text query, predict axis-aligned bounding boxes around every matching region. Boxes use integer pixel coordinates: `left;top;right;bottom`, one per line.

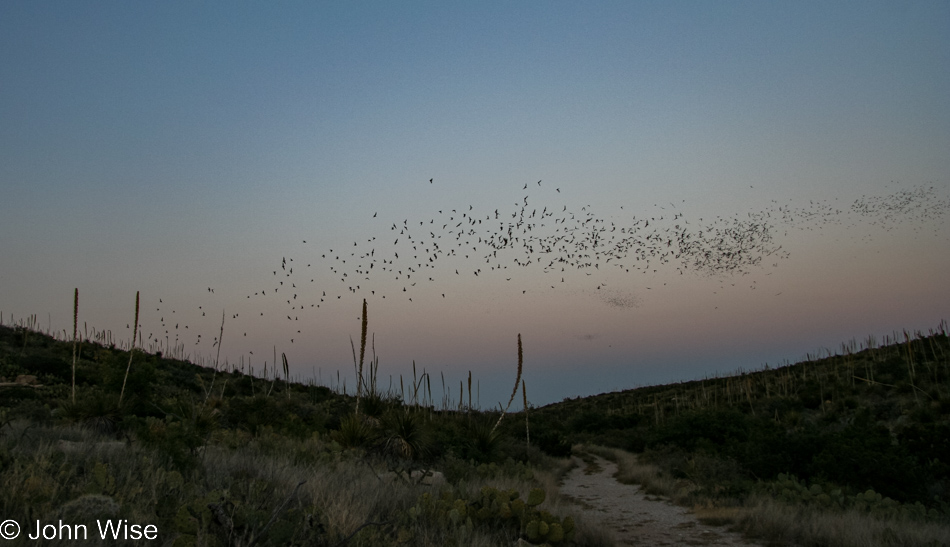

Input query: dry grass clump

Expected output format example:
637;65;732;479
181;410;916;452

691;504;750;527
201;442;397;541
738;494;950;547
583;444;683;499
451;456;614;547
1;415;604;546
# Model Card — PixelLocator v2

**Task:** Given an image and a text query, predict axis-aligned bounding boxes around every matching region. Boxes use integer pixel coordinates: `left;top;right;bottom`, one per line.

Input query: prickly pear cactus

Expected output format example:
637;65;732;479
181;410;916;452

525;519;540;541
526;487;545;507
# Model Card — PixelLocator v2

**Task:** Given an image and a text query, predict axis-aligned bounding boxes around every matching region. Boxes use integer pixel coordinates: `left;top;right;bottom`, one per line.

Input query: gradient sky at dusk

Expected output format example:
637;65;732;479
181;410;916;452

2;1;949;409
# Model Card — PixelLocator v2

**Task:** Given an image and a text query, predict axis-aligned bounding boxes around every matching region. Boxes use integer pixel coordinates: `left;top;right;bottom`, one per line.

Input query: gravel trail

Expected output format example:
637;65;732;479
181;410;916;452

559;455;765;546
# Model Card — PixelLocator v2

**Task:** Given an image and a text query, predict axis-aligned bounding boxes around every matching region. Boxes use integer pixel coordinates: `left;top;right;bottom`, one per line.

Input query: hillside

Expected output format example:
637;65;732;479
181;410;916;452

2;317;949;546
532;322;950;512
0;319;610;547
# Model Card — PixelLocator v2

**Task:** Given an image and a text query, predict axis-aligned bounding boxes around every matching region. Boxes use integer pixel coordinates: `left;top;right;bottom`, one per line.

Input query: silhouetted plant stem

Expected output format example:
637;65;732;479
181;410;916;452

354;299;367;414
205;310;225;401
491;333;523;436
523;379;529;451
119;291;139;406
72;288;78;404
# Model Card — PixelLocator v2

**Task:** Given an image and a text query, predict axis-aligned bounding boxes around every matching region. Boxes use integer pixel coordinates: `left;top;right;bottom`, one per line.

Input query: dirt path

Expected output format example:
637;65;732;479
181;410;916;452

559;455;764;547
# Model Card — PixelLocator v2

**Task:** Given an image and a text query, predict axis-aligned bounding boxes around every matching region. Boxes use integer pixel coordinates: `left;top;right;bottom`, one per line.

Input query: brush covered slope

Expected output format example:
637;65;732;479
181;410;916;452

533;325;950;521
0;323;610;547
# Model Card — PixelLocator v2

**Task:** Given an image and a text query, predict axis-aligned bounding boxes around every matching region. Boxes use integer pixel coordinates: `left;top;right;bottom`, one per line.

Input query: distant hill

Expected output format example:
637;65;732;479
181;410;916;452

530;322;950;508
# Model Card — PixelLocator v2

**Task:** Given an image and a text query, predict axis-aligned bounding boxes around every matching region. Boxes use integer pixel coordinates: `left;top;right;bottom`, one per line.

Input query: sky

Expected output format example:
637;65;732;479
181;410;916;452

2;1;949;409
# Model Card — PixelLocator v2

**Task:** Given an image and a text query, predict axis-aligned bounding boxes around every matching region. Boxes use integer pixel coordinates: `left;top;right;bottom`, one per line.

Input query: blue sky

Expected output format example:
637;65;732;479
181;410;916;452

2;1;949;408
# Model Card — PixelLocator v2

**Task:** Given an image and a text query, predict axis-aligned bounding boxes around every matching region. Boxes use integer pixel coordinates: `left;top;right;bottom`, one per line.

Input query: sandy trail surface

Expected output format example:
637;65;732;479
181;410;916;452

559;455;764;546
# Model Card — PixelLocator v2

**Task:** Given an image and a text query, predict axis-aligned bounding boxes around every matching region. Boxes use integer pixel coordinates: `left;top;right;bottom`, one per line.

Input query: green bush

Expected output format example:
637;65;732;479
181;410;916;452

534;429;571;457
409;485;575;545
647;408;751;453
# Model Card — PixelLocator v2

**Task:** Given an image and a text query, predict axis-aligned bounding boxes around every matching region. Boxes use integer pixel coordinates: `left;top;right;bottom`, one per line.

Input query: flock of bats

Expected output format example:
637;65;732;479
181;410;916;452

143;182;947;354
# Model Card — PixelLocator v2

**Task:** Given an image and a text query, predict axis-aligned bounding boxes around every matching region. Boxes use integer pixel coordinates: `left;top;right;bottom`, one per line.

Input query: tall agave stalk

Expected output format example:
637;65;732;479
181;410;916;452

353;299;367;414
118;291;140;406
522;379;529;451
412;360;418;406
282;352;290;398
491;333;523;436
72;288;78;403
205;310;226;401
904;331;919;404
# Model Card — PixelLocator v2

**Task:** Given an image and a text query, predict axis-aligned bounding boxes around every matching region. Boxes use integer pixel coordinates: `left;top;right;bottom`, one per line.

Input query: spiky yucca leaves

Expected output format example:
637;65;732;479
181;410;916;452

383;409;431;461
360;390;388;426
469;416;502;461
118;291;139;405
60;391;123;435
333;413;376;449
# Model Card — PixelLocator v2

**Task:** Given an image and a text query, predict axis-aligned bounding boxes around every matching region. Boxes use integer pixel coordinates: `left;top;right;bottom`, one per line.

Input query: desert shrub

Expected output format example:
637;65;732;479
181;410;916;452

647;408;751;453
221;394;282;435
568;410;642;433
732;421;822;480
642;405;937;505
19;351;70;381
155;357;205;394
876;355;910;382
620;429;647;452
408;484;576;545
132;397;219;472
810;417;925;502
797;380;824;409
101;352;157;402
534;429;571;458
899;421;950;498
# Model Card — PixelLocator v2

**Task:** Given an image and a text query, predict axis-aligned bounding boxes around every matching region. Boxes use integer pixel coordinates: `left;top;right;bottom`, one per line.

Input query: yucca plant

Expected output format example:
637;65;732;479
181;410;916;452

60;390;123;435
468;415;501;461
333;413;375;449
360;383;388;426
382;409;430;460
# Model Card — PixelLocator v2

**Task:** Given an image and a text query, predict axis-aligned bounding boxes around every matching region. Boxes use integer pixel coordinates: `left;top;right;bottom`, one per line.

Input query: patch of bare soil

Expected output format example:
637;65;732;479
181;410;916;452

559;455;764;546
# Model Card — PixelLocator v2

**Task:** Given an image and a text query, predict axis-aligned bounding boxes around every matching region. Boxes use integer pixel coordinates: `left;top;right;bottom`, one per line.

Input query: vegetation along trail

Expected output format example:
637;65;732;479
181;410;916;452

560;453;762;547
